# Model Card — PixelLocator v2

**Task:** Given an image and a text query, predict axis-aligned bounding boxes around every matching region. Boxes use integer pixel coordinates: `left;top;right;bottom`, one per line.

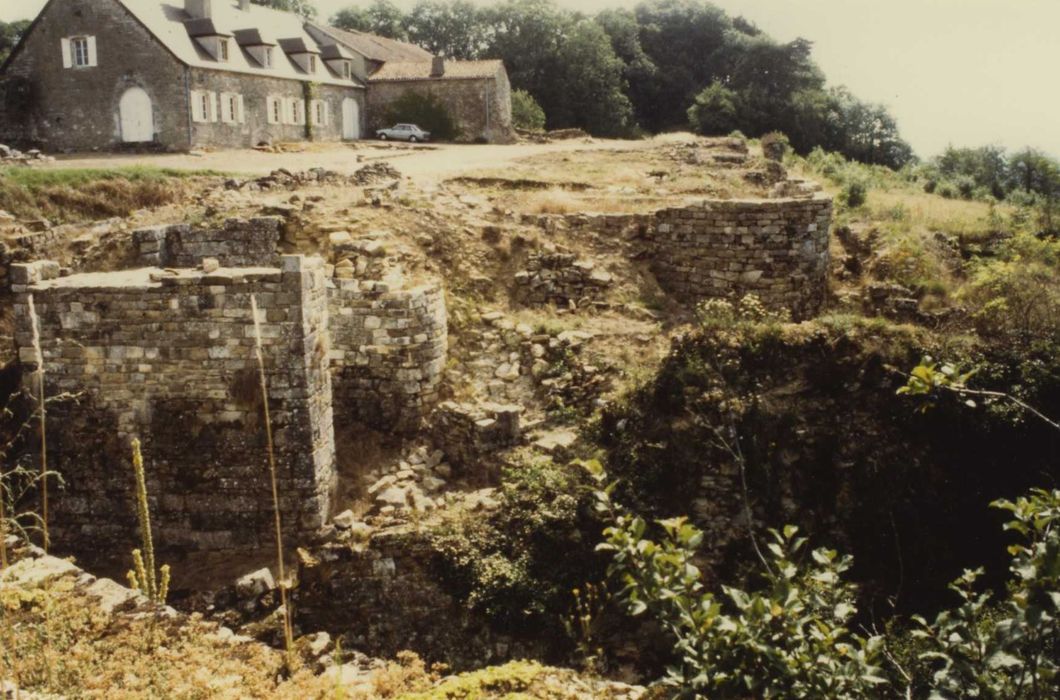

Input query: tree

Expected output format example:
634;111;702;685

687;81;739;135
251;0;317;20
331;1;407;39
0;20;31;65
510;88;545;132
406;1;489;59
549;20;633;136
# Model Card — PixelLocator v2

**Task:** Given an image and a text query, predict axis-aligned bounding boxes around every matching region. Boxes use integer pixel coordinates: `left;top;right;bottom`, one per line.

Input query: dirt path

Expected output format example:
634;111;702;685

42;136;679;186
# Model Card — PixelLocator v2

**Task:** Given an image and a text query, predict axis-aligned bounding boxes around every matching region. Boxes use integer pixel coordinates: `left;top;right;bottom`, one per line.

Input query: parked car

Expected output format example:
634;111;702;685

375;123;431;143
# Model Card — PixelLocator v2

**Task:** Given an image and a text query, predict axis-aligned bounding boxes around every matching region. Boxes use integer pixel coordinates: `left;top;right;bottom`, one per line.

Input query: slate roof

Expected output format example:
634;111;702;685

116;0;363;88
308;23;434;64
369;60;504;83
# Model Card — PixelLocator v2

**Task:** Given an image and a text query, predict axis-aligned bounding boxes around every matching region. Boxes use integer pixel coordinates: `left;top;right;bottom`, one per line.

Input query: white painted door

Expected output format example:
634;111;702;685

119;87;154;143
342;98;360;140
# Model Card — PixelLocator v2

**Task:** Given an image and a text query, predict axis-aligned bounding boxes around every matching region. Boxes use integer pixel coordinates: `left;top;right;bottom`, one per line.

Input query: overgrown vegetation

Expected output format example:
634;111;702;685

384;91;459;142
510;88;546;132
0;166;217;222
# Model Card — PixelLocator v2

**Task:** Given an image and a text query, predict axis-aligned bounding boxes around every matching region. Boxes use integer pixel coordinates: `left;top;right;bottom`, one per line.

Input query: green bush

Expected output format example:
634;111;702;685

687;82;739;136
841;180;868;208
384;91;459;141
511;89;546;132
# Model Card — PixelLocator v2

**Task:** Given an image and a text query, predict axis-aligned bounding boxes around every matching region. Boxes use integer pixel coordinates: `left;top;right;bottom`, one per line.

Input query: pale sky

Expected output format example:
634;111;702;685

3;0;1057;159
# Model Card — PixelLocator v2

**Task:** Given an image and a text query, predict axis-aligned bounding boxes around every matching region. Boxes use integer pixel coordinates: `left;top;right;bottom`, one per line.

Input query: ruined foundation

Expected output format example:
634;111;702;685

12;256;336;554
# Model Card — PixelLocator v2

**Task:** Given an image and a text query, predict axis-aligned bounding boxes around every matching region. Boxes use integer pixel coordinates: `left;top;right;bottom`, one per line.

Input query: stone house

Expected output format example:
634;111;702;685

0;0;513;151
309;25;514;144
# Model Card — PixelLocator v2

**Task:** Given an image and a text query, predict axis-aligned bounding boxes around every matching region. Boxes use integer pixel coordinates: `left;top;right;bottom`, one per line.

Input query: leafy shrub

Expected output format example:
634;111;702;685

598;488;887;698
431;454;604;632
384;90;458;141
687;82;739;136
511;88;546;132
911;489;1060;700
959;233;1060;343
841;180;868;208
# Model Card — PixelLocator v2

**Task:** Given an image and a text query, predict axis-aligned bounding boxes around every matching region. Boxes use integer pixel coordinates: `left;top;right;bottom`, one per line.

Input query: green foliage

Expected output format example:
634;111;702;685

687;82;739;136
911;489;1060;700
431;455;603;631
960;233;1060;344
332;0;407;39
383;91;459;141
598;487;887;698
510;88;546;132
328;0;911;160
251;0;317;20
0;19;30;65
694;294;789;330
841;179;868;208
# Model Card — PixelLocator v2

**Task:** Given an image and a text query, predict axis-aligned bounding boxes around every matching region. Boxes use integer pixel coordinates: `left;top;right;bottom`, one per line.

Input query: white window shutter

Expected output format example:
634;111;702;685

209;92;218;122
86;36;97;67
237;95;245;124
267;97;277;125
61;38;72;68
190;91;200;123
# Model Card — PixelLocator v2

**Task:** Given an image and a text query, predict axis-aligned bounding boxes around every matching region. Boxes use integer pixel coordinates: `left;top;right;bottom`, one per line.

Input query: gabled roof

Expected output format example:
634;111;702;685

369;60;504;83
308;23;434;64
115;0;363;88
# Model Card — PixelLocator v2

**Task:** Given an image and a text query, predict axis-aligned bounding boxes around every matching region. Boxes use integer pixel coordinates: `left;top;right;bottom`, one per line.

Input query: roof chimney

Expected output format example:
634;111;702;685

185;0;212;19
239;0;251;10
431;56;445;77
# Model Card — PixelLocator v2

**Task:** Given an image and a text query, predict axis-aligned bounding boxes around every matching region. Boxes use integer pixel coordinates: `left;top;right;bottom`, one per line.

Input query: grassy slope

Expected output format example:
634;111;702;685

0;166;222;222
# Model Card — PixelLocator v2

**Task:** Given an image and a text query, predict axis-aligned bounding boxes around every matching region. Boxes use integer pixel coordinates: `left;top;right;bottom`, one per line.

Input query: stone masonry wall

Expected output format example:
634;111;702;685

133;217;283;268
513;252;613;308
0;0;189;151
329;280;448;433
366;73;514;144
11;256;336;556
649;195;832;319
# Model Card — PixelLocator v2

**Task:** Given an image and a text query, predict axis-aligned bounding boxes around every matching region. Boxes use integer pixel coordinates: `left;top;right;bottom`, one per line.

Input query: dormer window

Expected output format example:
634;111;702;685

219;38;229;62
342;62;351;79
262;47;272;68
308;55;317;73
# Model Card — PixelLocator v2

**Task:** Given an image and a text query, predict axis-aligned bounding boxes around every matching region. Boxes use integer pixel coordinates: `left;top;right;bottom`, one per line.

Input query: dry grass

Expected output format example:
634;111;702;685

0;575;336;699
0;166;220;222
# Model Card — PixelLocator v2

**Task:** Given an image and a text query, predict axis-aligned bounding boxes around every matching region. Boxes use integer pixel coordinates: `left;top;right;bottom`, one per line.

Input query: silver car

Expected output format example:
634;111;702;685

375;123;431;143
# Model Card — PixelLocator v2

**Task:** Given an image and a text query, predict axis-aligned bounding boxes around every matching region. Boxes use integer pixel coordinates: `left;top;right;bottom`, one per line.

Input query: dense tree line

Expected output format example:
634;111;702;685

327;0;913;165
919;144;1060;203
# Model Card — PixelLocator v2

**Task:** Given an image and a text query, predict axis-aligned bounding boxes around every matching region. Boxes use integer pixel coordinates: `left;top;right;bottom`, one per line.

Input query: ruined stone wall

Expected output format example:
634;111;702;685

11;256;336;556
133;217;283;268
329;280;447;433
513;252;613;308
649;195;831;319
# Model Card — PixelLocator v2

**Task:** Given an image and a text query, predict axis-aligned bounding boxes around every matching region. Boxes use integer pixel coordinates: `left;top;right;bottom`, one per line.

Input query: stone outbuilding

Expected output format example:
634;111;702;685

0;0;514;151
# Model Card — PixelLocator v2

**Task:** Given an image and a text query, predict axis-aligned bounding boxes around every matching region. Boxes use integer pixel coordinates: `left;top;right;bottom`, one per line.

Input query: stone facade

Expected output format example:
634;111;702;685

649;195;832;319
366;69;514;144
0;0;190;151
10;256;336;555
329;280;448;433
0;0;364;152
513;252;613;308
134;217;283;268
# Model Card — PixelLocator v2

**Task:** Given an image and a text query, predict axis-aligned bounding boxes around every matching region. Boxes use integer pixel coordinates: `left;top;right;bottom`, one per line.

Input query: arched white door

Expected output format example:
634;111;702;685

342;98;360;140
119;87;154;143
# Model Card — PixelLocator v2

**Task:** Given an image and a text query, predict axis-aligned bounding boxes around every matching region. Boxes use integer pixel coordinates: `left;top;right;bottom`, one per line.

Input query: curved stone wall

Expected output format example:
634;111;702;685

649;194;832;319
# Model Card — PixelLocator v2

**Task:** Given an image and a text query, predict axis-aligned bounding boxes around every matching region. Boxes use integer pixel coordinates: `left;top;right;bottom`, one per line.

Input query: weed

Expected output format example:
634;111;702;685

125;438;170;605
